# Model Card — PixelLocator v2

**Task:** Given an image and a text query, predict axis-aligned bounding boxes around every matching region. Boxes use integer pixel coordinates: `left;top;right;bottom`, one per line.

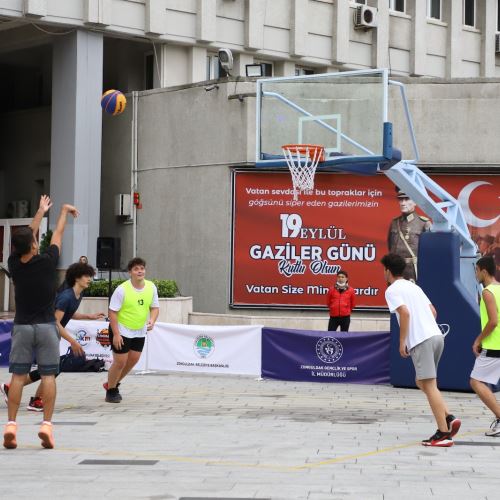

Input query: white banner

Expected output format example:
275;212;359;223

62;320;113;366
63;321;262;376
135;323;262;376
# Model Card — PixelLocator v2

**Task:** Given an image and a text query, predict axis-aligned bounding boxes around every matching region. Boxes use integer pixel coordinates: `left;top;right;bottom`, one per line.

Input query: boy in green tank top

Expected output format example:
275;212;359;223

105;257;159;403
470;256;500;437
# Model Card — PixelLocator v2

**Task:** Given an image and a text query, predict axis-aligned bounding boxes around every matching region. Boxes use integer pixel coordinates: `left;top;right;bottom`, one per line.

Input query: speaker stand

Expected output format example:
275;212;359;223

107;268;112;307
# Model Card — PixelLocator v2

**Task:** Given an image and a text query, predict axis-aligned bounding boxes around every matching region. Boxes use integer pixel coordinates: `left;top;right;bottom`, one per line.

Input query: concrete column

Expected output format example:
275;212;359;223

274;61;296;77
444;0;462;78
189;46;207;82
479;0;496;77
145;0;165;36
332;0;349;65
50;30;103;267
196;0;216;43
245;0;265;50
290;0;307;57
409;0;427;76
373;0;389;69
84;0;111;26
233;52;255;77
23;0;47;18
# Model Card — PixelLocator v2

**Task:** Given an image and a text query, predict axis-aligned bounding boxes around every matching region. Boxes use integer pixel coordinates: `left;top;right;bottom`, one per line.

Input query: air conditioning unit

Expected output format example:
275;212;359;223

114;194;131;217
354;5;378;29
496;33;500;53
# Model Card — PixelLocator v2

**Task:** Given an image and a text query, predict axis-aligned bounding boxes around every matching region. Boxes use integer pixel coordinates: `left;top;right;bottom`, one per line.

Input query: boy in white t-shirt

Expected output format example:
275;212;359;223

381;253;461;447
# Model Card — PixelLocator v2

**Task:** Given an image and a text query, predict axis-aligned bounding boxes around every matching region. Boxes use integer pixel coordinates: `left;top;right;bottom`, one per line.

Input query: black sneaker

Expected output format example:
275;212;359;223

105;388;122;403
446;414;461;437
422;429;453;447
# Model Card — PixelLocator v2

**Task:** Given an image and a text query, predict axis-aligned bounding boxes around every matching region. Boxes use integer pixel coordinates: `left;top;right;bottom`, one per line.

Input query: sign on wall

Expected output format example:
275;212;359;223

231;171;499;309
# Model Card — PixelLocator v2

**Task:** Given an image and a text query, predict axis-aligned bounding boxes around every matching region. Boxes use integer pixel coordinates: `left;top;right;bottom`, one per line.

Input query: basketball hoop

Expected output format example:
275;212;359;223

282;144;325;200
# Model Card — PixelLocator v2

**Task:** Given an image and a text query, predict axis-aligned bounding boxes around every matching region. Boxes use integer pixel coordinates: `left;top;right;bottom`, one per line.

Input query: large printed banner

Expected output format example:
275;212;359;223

262;328;390;384
134;323;262;376
0;320;12;367
63;321;262;376
232;171;500;308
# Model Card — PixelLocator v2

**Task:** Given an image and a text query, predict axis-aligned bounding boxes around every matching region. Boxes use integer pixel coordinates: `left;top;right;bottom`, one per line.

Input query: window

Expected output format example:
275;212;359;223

144;53;154;90
390;0;405;13
295;67;315;76
255;61;273;77
206;54;228;79
355;0;366;4
498;0;500;31
427;0;441;20
463;0;475;27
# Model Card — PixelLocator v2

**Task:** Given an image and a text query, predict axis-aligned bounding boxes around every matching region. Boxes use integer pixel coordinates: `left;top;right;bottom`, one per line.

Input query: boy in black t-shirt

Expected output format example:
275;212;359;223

3;196;79;450
1;262;106;411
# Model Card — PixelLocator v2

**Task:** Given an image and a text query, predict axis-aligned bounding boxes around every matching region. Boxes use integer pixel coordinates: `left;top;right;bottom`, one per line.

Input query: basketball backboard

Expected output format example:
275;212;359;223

256;69;405;171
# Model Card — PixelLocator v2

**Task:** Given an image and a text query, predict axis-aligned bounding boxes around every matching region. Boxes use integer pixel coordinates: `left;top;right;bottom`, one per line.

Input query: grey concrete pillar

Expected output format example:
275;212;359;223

409;0;427;76
373;0;389;69
290;0;308;57
479;0;496;77
332;0;349;65
444;0;462;78
189;46;207;83
50;29;103;268
245;0;265;50
196;0;216;42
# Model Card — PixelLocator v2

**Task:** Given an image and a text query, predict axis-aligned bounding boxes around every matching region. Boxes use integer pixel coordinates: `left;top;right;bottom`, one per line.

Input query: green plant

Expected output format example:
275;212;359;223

151;279;179;297
86;278;179;298
39;229;53;254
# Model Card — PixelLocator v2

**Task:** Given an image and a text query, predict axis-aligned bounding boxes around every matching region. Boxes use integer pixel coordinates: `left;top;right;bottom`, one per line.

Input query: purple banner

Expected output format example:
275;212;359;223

262;328;390;384
0;320;12;367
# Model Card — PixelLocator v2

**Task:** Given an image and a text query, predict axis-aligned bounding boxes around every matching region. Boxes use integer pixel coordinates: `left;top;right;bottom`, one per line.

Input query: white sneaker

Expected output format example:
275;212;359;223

485;418;500;437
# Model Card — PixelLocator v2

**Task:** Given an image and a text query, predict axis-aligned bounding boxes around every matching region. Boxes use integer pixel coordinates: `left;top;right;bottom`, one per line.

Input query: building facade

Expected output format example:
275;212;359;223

0;0;499;317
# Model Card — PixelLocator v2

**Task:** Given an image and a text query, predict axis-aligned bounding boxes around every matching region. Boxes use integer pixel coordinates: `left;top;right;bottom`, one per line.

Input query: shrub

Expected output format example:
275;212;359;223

86;278;179;298
39;229;53;254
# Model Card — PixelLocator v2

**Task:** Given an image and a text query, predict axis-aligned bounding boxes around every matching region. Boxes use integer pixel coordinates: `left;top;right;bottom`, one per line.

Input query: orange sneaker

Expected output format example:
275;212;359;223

38;421;55;449
3;422;17;449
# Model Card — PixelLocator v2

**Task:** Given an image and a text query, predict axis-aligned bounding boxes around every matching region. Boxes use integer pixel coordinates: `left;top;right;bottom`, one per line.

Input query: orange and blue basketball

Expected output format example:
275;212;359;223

101;89;126;116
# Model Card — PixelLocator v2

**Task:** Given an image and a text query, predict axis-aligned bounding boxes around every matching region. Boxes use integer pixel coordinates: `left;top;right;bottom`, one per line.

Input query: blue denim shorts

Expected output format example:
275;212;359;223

9;323;61;375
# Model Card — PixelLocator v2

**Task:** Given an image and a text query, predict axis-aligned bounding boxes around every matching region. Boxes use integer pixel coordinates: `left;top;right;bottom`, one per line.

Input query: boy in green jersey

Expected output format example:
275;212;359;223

105;257;159;403
470;256;500;437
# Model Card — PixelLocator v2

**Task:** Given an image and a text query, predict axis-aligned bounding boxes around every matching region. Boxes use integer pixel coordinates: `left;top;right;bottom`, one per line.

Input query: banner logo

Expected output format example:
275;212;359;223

75;329;90;347
438;324;450;337
194;335;215;358
96;328;111;348
316;337;343;364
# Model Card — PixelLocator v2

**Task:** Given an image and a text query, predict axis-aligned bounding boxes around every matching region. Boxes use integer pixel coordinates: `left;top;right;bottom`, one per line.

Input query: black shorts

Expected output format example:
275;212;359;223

109;326;145;354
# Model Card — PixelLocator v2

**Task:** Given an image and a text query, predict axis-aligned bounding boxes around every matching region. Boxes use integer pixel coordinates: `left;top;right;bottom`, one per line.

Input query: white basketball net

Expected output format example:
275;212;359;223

282;145;324;201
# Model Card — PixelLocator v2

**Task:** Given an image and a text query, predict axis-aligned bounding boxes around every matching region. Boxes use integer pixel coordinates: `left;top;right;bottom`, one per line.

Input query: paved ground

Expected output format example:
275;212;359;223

0;368;498;500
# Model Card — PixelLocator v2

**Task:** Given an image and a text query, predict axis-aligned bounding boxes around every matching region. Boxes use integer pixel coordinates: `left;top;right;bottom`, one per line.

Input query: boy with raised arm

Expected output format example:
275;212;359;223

4;196;78;449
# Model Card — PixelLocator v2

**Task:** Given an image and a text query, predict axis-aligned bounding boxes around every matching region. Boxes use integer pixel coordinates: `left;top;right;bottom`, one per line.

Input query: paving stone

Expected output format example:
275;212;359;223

0;368;499;499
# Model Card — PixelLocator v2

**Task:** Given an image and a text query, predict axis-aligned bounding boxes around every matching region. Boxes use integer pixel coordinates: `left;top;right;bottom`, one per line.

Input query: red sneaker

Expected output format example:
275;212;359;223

27;397;44;412
422;430;453;447
446;414;461;438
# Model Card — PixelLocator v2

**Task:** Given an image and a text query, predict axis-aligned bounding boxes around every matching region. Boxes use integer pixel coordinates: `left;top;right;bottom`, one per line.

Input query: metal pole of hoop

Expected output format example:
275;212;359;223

134;329;156;375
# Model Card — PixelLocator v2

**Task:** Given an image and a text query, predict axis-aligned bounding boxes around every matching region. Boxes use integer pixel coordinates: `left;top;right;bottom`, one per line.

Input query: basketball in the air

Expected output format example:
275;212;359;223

101;89;127;115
